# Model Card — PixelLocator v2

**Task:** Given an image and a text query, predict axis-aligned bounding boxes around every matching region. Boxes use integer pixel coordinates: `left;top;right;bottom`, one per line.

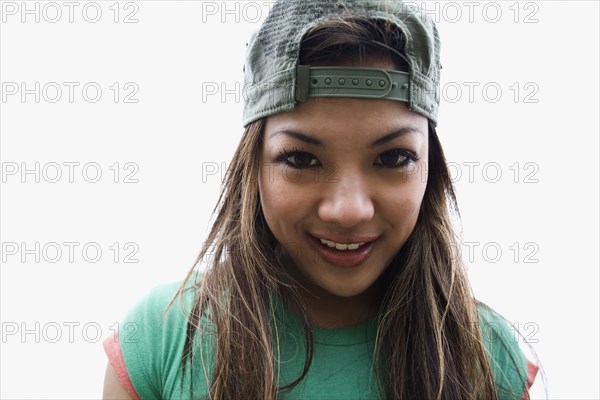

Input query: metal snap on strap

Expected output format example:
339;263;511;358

295;65;410;103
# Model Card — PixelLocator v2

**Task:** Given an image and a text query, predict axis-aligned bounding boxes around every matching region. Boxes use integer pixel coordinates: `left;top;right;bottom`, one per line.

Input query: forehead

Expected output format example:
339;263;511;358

264;97;428;142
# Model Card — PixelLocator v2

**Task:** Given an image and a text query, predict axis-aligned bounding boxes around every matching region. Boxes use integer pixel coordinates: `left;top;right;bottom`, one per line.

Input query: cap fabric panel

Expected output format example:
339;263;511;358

242;0;442;127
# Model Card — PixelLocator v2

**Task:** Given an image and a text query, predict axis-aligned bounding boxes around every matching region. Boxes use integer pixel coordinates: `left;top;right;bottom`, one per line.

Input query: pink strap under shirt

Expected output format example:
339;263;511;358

522;358;540;400
103;335;141;400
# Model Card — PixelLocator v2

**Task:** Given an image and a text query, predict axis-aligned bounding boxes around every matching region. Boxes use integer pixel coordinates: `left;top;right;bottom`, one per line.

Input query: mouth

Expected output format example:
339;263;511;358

317;238;367;251
307;233;378;268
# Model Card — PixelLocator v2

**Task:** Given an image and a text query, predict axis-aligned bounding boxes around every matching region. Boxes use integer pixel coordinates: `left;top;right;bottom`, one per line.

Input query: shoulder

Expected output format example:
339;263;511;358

476;302;538;400
120;278;195;348
124;279;195;327
112;275;208;399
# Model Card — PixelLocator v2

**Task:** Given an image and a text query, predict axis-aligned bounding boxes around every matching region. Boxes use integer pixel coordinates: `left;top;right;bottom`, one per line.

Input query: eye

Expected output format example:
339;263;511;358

375;149;418;168
276;150;320;169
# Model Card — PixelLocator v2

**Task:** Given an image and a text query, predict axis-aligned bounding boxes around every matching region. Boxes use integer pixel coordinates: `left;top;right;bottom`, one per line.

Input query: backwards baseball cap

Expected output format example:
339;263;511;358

242;0;442;128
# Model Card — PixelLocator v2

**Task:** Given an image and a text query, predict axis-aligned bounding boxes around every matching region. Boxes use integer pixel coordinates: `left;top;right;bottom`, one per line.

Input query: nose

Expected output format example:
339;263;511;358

317;168;375;227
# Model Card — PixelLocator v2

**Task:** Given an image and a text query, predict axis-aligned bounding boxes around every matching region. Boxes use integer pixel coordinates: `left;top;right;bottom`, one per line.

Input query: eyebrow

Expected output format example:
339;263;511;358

272;129;324;146
271;126;424;147
370;127;424;147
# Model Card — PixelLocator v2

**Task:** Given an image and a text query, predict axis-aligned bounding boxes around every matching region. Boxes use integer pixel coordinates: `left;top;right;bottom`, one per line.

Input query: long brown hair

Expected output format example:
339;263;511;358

171;16;528;400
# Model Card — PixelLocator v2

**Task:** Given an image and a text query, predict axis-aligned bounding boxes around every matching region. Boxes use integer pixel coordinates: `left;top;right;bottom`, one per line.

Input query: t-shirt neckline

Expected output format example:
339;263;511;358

270;292;379;346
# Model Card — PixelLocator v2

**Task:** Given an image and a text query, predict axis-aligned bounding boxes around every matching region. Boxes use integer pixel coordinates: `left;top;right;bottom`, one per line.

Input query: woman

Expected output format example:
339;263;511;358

103;1;539;399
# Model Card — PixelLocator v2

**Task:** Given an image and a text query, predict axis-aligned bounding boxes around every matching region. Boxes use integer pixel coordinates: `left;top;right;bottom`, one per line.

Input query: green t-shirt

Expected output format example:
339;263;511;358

118;280;529;399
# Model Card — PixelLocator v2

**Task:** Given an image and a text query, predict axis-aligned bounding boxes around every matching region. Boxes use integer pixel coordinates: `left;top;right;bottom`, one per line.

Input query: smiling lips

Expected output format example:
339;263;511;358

319;238;365;251
309;233;378;268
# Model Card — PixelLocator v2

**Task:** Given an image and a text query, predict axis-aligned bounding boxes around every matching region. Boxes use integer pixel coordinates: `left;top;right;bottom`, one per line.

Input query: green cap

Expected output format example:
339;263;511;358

242;0;442;127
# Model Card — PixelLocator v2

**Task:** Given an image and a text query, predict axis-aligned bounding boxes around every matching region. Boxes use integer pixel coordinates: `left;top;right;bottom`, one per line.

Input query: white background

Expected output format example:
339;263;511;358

1;1;598;398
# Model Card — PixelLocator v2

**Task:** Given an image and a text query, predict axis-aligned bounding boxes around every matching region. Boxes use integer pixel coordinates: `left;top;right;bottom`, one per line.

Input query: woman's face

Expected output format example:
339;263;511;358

258;72;429;305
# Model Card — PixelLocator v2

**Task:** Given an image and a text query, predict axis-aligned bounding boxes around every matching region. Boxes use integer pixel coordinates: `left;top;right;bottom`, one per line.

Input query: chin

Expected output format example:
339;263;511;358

317;280;375;299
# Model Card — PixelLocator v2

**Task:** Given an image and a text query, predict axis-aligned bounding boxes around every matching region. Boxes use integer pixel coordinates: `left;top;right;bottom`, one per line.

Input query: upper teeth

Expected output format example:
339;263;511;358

319;239;365;251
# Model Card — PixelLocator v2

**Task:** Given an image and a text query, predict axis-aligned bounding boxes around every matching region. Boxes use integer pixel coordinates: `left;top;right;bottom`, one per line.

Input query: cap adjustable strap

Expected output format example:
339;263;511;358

295;65;410;102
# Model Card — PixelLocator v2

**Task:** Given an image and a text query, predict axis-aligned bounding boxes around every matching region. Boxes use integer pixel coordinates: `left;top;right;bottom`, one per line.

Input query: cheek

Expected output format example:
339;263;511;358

383;174;427;229
387;194;422;228
259;167;312;235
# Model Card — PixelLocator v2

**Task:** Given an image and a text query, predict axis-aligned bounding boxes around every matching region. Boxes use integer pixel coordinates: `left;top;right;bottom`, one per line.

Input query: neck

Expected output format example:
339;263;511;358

281;266;386;329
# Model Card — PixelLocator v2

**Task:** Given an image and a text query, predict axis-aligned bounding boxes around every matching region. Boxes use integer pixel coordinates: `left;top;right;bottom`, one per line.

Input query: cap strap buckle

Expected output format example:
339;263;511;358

295;65;410;103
